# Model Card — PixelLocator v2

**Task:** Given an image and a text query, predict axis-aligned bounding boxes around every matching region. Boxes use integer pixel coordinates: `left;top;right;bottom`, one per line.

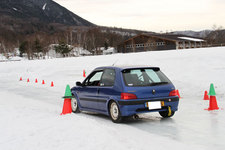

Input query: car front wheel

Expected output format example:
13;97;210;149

109;101;123;123
71;97;80;113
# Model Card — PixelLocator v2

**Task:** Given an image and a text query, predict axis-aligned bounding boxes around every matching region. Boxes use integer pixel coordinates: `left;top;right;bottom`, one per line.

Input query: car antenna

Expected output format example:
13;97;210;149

112;59;118;66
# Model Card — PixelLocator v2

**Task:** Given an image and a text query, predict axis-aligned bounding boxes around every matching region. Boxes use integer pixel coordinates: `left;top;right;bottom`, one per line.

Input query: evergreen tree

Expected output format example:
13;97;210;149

19;41;28;57
104;41;109;50
54;41;71;57
33;39;42;53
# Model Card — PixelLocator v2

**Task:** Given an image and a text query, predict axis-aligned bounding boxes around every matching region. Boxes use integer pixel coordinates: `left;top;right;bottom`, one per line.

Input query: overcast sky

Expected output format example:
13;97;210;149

54;0;225;32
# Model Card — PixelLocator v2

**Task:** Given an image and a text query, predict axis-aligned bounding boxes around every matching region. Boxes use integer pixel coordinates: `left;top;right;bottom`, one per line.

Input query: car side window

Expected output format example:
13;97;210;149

100;69;116;86
84;70;103;86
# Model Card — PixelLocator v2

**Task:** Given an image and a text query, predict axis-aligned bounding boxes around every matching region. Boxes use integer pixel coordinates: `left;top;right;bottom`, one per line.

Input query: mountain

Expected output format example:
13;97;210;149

170;30;211;38
0;0;96;51
0;0;94;26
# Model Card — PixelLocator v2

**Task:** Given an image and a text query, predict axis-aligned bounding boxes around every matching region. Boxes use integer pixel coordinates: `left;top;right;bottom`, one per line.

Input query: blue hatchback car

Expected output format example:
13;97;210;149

71;66;179;123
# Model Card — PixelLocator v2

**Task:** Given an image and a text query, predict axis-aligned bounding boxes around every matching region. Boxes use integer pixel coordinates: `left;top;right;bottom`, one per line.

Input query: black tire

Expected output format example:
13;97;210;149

159;108;175;118
71;97;80;113
109;101;123;123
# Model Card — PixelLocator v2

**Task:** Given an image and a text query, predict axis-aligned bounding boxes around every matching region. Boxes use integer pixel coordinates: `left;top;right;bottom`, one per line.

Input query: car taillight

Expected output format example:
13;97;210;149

169;90;178;96
121;93;137;100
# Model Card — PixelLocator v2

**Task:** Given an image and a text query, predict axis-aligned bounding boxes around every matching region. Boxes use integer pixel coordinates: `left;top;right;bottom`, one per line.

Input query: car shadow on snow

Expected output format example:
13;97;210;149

75;111;175;124
75;112;180;140
124;114;180;141
123;114;175;123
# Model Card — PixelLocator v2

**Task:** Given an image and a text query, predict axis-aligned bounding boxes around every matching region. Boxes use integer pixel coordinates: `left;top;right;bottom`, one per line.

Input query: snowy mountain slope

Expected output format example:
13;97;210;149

1;47;225;150
0;0;94;26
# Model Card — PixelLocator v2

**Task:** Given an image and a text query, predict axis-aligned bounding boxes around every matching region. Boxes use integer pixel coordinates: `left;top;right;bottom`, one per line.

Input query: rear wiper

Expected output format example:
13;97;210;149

148;82;169;86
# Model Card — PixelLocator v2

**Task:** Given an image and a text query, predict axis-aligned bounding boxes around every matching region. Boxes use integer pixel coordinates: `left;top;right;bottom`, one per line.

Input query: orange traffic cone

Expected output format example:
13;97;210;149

35;78;38;83
19;77;22;81
61;85;72;115
176;90;181;98
83;70;86;77
206;84;219;111
203;91;209;100
61;99;72;115
27;78;30;82
51;81;54;87
207;96;219;110
42;80;45;84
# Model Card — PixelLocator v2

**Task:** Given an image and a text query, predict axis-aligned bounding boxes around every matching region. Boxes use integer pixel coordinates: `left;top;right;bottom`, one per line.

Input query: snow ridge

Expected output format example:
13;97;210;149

12;7;18;11
42;3;47;10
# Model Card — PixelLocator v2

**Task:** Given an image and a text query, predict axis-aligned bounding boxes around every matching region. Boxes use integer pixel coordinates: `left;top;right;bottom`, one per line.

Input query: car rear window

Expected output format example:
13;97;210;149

122;68;171;87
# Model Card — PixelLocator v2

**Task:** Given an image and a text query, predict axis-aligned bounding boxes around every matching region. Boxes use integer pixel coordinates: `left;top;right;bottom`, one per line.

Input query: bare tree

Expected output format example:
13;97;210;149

207;24;224;45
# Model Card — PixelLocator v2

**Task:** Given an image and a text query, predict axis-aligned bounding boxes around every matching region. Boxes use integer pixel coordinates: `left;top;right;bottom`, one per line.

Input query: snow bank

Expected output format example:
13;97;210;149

8;56;23;61
0;54;7;61
103;47;115;55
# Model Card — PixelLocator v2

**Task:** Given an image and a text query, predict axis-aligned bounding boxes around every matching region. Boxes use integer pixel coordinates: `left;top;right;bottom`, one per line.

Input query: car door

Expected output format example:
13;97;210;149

78;70;103;110
98;69;116;111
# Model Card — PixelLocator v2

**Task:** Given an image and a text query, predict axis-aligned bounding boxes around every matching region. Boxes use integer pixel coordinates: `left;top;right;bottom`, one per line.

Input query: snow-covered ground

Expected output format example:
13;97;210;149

0;54;7;61
1;47;225;150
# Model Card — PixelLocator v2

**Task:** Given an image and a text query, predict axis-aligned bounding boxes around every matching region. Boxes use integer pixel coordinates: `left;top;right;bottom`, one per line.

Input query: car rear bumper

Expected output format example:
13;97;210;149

117;97;179;116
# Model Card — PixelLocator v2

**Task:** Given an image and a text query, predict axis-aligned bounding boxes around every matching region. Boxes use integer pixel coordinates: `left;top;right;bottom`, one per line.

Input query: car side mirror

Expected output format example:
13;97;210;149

76;81;82;86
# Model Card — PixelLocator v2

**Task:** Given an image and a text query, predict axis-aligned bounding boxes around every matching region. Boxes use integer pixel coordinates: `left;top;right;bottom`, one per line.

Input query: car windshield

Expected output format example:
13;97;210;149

122;68;171;87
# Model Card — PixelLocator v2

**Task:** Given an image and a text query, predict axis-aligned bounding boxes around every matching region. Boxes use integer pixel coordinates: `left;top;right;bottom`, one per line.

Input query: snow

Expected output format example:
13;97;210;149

12;7;18;11
0;54;24;62
1;47;225;150
47;45;91;57
8;56;23;61
0;54;7;61
103;47;116;55
178;37;205;42
42;3;47;10
72;47;92;56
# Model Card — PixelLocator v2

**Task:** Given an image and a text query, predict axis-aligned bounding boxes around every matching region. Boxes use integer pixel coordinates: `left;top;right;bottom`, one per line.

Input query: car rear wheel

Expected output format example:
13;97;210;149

109;101;123;123
71;97;80;113
159;107;175;118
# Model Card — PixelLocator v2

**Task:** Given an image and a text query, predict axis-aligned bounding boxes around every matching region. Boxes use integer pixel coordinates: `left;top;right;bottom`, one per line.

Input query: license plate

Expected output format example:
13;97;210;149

146;101;161;110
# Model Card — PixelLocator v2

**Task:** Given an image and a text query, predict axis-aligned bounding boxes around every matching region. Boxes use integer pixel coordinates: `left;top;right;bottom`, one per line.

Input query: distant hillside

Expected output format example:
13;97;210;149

171;29;225;46
170;30;211;38
0;0;96;52
0;0;94;26
206;29;225;45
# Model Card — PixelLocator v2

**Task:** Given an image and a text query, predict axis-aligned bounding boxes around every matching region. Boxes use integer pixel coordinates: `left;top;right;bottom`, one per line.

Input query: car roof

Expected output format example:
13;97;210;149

95;65;160;71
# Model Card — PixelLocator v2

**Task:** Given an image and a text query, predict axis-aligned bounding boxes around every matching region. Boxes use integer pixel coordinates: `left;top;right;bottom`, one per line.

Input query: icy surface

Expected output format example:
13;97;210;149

1;47;225;150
